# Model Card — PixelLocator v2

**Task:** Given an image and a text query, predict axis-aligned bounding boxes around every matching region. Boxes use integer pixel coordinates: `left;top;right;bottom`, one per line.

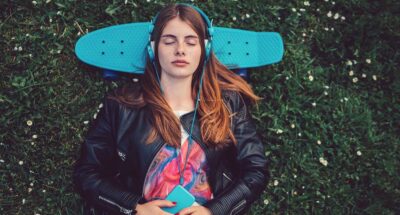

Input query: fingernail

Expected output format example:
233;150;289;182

175;213;179;215
172;201;177;205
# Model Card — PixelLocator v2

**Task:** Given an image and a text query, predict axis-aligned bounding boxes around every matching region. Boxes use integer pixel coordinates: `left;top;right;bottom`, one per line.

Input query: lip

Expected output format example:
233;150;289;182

172;60;189;67
172;60;189;64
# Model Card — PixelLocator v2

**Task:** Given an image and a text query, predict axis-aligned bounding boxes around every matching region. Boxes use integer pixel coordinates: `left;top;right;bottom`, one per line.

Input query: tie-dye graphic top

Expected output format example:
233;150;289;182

143;110;213;205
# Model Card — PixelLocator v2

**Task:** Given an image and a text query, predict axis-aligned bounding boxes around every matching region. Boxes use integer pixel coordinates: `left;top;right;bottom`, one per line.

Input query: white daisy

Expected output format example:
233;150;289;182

27;120;33;126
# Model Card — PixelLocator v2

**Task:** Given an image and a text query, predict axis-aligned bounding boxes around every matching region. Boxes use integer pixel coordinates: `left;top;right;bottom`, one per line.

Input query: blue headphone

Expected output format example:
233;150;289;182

146;3;214;63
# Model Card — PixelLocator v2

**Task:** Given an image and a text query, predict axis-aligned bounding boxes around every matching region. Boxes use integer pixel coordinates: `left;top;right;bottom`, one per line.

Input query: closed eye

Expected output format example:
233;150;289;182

162;38;198;46
163;39;176;45
186;38;198;46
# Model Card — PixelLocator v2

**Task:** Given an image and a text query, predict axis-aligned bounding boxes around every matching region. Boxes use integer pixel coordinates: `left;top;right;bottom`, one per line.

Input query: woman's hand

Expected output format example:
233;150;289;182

177;206;212;215
135;200;176;215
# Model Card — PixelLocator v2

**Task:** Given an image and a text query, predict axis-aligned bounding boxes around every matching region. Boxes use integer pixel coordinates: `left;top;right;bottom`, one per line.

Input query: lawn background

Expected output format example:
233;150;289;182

1;0;399;214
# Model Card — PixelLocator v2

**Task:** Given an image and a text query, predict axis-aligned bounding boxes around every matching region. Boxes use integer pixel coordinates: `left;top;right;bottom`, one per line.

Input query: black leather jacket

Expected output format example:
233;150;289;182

73;90;269;215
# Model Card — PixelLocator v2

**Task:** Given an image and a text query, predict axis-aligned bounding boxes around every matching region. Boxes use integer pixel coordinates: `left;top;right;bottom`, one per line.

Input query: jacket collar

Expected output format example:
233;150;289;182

179;110;204;146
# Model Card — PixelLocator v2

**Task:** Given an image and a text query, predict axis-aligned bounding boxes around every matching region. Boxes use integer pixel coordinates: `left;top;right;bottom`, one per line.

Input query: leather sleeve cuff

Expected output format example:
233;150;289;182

204;182;251;215
94;179;142;214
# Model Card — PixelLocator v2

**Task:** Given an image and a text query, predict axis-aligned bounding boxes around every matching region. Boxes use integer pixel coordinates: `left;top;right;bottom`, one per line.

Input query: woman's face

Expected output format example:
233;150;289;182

157;17;202;80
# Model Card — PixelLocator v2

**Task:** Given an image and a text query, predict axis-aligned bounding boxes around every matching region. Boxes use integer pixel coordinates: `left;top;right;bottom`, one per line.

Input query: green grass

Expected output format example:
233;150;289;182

1;0;399;214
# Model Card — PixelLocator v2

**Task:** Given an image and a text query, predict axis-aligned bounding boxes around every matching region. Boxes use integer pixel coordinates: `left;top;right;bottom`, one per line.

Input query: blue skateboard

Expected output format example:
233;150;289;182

75;22;284;77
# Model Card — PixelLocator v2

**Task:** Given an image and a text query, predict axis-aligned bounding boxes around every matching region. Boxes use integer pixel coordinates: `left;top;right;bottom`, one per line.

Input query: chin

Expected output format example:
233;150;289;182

163;69;195;79
171;73;194;80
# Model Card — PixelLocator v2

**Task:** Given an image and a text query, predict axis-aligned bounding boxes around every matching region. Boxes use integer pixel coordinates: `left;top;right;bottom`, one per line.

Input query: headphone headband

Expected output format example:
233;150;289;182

150;4;213;38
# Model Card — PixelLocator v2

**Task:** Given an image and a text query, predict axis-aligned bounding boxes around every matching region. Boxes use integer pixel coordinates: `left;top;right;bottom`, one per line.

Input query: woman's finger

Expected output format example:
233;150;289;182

150;199;176;208
178;206;196;215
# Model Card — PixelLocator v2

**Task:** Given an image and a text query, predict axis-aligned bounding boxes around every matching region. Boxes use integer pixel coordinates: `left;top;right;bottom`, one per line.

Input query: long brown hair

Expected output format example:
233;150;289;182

109;4;260;148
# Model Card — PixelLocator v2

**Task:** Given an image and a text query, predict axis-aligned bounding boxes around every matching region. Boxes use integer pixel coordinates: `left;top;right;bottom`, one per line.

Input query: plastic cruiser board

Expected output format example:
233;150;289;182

75;22;284;74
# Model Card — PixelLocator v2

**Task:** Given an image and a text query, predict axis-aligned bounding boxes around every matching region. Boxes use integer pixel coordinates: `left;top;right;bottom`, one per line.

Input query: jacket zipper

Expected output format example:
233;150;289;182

223;172;233;182
98;195;133;215
230;199;246;215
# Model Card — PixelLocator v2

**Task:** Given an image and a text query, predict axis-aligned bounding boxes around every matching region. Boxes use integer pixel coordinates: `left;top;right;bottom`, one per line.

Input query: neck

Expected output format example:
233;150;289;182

161;75;194;111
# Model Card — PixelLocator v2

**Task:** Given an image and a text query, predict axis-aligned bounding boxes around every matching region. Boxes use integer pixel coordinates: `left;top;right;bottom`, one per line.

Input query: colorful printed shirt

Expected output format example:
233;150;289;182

143;110;213;205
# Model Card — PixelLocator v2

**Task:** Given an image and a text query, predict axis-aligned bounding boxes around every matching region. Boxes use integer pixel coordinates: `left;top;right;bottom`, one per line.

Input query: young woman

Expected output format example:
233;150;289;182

74;4;269;215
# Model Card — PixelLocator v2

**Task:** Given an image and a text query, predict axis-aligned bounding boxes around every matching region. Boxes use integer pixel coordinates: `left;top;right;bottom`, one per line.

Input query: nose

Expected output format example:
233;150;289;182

175;41;186;56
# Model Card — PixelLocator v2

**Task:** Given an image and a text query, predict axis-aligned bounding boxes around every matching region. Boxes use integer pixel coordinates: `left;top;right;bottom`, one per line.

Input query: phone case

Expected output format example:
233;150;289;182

162;185;195;214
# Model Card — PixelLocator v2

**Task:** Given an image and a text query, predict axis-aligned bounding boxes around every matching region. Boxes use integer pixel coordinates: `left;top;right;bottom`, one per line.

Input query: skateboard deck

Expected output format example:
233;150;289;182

75;22;284;74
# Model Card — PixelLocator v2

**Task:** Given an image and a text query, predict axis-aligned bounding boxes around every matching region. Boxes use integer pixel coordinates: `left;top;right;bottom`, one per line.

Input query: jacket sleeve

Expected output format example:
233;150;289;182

204;91;270;215
73;97;141;215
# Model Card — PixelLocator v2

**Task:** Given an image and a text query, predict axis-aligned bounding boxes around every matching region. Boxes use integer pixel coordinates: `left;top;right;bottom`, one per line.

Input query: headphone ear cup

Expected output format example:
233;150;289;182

147;20;155;61
147;41;155;61
204;39;211;59
151;41;155;53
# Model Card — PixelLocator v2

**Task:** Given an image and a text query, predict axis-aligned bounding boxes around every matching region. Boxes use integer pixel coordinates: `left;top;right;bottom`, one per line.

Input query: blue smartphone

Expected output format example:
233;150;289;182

162;185;195;214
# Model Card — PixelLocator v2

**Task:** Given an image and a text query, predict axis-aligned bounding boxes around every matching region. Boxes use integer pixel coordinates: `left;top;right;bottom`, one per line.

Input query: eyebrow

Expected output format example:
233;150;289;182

161;34;199;39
